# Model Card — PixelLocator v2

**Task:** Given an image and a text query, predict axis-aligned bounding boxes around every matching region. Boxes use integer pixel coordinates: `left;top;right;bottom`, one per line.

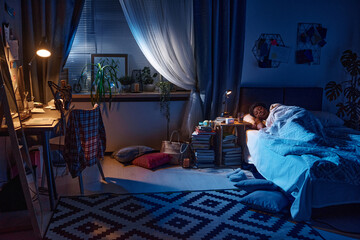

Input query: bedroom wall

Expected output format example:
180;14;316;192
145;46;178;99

71;101;187;152
242;0;360;112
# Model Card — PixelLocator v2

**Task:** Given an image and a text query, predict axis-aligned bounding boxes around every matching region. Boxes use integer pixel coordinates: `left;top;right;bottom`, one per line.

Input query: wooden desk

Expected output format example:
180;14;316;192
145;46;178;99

1;108;60;210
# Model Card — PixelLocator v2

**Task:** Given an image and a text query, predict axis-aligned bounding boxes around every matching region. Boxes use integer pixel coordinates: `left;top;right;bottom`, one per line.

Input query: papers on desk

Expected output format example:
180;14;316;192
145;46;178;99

23;118;56;126
30;108;45;113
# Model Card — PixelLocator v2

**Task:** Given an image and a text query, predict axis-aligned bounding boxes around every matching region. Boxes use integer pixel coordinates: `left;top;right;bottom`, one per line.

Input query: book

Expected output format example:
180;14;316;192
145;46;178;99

222;147;242;153
23;118;56;126
192;144;211;149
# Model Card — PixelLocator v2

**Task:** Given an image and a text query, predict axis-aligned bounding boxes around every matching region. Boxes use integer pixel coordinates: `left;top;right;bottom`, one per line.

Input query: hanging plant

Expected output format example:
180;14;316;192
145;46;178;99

325;50;360;130
156;80;171;138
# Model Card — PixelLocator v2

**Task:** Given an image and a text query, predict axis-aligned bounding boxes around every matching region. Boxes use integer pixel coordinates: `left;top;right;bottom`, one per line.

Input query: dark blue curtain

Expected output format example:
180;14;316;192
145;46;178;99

194;0;246;120
22;0;84;103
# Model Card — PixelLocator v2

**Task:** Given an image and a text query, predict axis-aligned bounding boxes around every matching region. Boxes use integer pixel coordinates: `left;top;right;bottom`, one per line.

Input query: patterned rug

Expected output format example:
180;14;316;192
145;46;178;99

44;189;324;240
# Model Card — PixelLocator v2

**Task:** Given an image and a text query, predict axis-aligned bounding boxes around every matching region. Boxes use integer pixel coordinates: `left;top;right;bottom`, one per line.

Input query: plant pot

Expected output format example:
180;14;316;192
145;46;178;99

121;84;131;93
144;84;156;92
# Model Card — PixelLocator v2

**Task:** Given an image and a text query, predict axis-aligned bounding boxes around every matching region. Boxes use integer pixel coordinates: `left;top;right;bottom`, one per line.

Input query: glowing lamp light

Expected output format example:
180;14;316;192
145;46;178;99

36;37;51;57
36;49;51;57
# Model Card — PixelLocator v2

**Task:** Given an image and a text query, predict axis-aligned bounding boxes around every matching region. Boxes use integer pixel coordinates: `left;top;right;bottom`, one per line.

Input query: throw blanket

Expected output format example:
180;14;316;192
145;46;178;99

260;104;360;186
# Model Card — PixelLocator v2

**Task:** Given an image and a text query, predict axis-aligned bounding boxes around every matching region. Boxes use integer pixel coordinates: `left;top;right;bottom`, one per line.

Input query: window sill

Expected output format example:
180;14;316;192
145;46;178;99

72;91;190;102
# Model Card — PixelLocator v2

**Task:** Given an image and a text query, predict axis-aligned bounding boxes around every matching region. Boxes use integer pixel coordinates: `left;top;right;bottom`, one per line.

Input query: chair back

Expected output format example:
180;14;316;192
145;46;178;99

64;106;106;178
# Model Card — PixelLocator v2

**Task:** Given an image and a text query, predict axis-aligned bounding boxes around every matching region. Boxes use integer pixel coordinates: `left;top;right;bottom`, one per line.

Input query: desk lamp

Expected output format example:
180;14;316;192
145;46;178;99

221;89;232;117
28;37;52;102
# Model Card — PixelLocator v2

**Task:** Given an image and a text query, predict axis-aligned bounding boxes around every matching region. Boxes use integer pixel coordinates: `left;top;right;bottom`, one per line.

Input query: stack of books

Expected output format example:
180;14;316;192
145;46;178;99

192;126;216;168
222;134;242;166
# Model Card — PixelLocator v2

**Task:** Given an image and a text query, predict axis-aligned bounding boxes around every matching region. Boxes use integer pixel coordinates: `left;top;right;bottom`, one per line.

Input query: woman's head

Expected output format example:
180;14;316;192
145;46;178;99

249;102;269;120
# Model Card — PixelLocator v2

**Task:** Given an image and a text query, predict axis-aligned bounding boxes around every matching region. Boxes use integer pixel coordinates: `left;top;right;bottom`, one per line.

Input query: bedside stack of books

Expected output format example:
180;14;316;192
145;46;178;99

222;134;242;166
192;126;216;168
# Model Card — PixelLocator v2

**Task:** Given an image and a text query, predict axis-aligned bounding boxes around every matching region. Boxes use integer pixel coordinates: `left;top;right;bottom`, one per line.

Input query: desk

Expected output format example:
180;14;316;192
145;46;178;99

0;108;60;210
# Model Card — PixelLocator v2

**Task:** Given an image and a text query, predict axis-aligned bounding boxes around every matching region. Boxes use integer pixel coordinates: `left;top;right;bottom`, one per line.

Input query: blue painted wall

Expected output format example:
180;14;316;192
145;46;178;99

242;0;360;111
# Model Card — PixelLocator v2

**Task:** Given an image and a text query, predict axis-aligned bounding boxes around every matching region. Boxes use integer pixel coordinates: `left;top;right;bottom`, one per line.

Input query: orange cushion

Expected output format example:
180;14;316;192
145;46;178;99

132;153;171;169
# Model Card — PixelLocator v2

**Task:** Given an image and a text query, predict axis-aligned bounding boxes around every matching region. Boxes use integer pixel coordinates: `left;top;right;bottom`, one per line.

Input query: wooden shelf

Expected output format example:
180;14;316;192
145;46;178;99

72;91;190;102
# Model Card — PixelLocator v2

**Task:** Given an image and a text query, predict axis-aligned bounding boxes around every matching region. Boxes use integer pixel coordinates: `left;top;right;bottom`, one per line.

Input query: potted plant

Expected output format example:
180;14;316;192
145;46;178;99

119;76;134;93
142;66;158;92
325;50;360;130
81;58;120;110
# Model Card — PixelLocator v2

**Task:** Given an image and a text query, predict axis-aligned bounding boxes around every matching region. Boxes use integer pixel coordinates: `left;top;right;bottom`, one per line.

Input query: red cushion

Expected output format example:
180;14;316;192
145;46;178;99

132;153;171;169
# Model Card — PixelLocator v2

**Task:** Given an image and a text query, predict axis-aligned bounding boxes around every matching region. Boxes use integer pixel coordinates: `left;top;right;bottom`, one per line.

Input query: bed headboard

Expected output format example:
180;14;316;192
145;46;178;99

239;87;323;114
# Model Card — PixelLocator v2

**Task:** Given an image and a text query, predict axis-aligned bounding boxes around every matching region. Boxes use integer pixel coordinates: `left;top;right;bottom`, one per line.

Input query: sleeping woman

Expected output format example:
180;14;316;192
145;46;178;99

248;102;269;130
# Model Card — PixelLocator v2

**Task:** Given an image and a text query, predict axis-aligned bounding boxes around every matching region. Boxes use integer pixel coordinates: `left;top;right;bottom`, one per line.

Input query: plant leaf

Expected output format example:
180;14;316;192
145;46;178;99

341;50;360;76
325;81;342;101
336;102;346;118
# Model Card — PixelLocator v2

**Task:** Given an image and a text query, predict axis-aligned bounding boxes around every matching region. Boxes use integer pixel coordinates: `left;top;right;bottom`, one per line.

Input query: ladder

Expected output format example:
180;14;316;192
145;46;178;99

0;37;42;238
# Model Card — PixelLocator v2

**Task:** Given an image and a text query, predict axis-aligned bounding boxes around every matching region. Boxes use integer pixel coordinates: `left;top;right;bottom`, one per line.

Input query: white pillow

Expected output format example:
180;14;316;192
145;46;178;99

243;114;255;125
310;111;344;127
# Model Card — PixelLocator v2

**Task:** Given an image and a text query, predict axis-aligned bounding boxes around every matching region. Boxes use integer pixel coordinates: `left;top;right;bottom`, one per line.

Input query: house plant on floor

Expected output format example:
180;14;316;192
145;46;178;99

325;50;360;130
142;66;158;92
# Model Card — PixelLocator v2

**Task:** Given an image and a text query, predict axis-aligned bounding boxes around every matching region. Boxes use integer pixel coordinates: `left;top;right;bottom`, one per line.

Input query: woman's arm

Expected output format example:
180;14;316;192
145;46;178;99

254;118;266;130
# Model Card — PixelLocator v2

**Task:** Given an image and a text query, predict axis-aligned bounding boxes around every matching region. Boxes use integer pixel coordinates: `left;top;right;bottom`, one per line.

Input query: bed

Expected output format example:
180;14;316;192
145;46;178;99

240;87;360;221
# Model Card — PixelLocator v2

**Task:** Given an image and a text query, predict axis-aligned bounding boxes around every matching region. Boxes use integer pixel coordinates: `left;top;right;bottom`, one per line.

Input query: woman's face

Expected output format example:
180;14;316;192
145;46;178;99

253;106;269;120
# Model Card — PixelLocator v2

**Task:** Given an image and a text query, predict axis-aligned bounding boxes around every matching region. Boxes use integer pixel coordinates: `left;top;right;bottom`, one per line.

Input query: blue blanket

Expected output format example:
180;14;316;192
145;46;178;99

257;105;360;220
260;105;360;185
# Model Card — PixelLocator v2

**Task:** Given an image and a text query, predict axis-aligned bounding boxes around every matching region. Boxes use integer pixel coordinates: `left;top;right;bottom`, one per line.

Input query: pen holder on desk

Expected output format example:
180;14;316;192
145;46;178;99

27;101;34;110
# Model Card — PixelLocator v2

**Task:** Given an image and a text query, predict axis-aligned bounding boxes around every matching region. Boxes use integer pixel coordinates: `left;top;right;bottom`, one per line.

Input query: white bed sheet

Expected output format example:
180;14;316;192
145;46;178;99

246;129;307;192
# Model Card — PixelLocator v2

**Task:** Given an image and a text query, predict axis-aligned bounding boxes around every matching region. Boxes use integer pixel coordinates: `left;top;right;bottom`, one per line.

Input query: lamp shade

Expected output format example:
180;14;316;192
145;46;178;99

36;37;51;58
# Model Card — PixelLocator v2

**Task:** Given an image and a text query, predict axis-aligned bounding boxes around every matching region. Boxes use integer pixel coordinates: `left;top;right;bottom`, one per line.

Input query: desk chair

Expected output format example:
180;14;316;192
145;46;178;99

49;105;106;194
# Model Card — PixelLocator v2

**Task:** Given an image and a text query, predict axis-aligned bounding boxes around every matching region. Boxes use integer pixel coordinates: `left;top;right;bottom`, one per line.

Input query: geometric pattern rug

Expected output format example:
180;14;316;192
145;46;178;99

44;189;325;240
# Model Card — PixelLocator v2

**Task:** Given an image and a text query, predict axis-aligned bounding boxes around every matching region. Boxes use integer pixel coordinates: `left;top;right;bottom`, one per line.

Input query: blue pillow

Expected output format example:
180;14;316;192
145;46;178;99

234;179;279;192
112;145;154;163
240;190;289;213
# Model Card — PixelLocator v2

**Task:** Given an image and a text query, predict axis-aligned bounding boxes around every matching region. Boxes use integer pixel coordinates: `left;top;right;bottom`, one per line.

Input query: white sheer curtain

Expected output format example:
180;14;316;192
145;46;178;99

120;0;203;138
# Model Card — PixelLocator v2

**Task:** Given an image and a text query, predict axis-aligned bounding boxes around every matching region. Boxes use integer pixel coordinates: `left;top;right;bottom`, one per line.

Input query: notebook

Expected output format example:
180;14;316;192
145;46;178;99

23;118;56;126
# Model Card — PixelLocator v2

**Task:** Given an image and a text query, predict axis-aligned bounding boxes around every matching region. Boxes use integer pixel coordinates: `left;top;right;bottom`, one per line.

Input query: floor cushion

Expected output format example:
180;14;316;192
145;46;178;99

112;145;154;163
240;190;289;213
132;153;171;169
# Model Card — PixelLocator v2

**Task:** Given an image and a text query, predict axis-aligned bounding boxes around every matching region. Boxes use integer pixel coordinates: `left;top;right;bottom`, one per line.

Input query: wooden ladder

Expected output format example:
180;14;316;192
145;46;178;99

0;42;42;238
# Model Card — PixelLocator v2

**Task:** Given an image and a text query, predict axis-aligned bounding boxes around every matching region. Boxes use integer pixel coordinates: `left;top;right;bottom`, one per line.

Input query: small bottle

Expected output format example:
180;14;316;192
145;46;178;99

238;112;244;122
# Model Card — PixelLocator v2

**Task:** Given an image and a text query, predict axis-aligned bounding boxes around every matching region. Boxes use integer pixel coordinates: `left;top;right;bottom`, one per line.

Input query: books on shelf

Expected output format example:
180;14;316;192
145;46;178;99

222;147;241;153
192;124;217;168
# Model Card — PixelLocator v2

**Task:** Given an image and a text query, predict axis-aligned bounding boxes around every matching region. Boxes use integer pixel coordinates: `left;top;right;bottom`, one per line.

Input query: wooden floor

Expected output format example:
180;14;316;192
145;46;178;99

0;156;358;239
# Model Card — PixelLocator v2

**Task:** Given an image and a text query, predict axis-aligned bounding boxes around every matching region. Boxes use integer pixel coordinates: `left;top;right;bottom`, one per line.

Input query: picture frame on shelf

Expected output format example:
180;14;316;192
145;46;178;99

91;54;128;82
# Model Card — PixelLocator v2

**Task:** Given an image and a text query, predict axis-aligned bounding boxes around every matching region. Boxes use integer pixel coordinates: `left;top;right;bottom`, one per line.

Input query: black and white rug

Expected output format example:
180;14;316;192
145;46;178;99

44;189;324;240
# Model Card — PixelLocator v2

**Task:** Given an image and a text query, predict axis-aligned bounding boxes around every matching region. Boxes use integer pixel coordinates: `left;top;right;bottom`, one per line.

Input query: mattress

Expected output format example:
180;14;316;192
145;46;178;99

246;129;360;220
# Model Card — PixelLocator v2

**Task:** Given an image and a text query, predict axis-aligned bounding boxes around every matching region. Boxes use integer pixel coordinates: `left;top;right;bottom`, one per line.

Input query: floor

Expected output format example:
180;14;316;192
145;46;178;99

0;156;359;240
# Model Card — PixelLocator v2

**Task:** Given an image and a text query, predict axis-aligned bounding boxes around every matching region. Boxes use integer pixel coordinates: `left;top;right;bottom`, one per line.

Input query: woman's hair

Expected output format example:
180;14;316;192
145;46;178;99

249;102;267;117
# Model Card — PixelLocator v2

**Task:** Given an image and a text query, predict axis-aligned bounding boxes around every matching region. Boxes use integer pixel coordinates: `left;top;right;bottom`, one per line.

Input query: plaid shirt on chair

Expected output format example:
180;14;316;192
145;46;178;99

64;107;106;178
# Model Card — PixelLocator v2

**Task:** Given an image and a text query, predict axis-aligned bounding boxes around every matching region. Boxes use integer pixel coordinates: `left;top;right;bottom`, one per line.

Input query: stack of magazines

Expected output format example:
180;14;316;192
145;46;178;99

222;134;242;166
192;126;216;167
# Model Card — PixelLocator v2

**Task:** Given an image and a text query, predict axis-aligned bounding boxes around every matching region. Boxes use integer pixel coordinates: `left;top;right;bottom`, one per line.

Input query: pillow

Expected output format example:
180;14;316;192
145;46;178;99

234;179;279;192
132;153;171;169
243;114;255;125
112;145;154;163
310;111;344;127
240;190;289;213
